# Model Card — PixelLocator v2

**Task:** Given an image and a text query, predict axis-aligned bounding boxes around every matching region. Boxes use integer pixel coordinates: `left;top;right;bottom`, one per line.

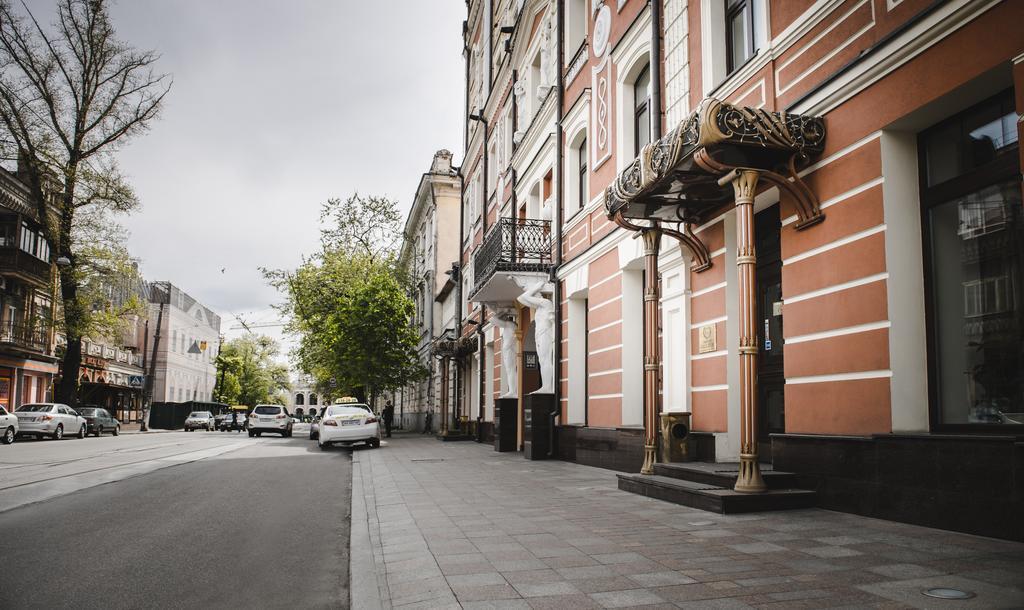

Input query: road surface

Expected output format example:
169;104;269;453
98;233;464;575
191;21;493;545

0;426;353;609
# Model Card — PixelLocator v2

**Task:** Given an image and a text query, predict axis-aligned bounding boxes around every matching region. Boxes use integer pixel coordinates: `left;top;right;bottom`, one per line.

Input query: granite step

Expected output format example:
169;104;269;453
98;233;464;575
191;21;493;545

652;462;801;490
617;473;817;514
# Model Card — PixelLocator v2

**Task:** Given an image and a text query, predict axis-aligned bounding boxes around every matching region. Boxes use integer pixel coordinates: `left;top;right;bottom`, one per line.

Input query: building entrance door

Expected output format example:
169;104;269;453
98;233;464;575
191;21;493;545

756;205;784;460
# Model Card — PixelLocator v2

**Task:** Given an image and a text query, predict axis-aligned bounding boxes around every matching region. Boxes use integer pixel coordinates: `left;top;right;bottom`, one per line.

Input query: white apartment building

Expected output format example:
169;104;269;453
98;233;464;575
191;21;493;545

145;282;221;404
394;150;462;432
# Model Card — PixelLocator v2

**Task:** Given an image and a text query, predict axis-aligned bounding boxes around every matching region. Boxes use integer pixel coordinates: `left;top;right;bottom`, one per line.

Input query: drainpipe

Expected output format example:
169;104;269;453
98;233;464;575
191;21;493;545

550;0;564;458
651;0;663;140
468;113;489;441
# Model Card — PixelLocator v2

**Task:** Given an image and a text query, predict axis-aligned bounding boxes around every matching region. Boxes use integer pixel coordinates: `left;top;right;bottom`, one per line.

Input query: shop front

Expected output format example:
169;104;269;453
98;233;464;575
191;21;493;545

77;353;144;423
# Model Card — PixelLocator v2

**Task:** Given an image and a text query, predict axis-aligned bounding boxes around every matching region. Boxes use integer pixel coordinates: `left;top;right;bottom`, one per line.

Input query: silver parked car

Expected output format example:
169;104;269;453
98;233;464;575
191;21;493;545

1;405;18;444
15;403;87;440
184;411;216;431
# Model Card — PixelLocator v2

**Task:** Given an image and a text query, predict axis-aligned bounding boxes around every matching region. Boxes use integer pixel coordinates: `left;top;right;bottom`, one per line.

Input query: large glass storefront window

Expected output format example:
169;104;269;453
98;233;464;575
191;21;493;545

921;90;1022;427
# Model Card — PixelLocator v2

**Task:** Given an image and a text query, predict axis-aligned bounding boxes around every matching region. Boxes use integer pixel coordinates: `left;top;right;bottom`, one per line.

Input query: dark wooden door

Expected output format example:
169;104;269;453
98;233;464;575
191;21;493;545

755;205;785;460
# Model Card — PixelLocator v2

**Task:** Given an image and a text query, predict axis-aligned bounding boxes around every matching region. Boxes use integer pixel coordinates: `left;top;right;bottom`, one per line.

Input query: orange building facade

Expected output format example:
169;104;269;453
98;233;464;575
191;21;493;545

454;0;1024;540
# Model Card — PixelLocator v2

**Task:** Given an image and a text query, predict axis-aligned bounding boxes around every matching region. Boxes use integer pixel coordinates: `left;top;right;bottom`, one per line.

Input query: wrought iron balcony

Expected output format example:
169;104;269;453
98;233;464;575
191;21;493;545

471;218;552;303
0;323;50;354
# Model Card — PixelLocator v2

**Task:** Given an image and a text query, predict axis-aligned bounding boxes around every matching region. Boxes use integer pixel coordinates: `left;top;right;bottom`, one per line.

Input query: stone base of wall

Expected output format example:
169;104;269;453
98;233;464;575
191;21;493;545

555;425;645;472
772;433;1024;542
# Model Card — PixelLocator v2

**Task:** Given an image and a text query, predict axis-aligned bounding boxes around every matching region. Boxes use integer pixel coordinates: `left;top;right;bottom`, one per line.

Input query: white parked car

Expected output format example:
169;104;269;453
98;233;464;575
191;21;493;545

184;411;215;431
318;403;380;450
247;404;293;437
1;405;18;444
15;403;87;440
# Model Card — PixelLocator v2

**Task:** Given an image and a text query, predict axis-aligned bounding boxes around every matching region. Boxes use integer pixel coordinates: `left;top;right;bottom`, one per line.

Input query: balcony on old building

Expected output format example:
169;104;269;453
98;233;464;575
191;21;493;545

470;217;552;304
0;322;50;354
0;246;51;286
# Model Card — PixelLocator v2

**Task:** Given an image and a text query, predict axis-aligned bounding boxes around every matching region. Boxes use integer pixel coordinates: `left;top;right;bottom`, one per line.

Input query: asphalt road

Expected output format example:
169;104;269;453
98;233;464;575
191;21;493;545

0;427;354;609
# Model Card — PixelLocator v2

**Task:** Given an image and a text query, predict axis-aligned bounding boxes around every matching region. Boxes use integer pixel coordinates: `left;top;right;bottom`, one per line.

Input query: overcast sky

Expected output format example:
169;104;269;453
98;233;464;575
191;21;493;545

51;1;465;361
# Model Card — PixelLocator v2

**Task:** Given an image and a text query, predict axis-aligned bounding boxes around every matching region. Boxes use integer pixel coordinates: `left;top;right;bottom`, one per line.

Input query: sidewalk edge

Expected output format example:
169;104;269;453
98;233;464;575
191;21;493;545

349;453;385;610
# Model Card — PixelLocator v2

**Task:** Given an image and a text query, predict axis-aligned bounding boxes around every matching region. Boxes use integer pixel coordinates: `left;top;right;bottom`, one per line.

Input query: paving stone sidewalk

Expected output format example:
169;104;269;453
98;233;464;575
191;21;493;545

350;434;1024;609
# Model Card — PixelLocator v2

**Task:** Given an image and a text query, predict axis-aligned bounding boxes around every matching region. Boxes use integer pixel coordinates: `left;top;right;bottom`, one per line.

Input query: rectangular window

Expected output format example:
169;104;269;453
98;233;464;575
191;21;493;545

725;0;755;74
920;89;1022;429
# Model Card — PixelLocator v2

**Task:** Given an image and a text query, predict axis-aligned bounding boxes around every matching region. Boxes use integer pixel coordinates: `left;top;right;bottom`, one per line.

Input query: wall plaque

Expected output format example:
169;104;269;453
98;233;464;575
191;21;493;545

698;324;717;354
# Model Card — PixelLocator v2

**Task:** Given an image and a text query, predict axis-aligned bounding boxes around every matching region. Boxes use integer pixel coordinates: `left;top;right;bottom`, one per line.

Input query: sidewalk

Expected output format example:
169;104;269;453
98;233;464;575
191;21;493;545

118;423;174;434
351;434;1024;609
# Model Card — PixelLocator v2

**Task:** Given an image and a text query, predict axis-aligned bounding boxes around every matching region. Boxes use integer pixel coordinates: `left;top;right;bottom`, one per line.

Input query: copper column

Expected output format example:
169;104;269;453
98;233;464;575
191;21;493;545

640;228;662;475
730;170;767;493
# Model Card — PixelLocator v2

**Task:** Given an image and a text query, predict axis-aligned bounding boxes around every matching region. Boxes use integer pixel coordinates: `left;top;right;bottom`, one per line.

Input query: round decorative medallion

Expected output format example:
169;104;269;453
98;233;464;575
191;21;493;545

592;5;611;58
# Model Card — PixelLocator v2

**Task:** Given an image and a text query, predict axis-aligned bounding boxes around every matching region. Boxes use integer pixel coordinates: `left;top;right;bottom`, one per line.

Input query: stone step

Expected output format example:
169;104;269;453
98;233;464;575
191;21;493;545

652;462;801;490
617;473;817;514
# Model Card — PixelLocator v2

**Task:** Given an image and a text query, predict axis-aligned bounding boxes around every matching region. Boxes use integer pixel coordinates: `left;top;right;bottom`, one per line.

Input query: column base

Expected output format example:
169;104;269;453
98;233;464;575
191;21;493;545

640;443;657;475
734;453;767;493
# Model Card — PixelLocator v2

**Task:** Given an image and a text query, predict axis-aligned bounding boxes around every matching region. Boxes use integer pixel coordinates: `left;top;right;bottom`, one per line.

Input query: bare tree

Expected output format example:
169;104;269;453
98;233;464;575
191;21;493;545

0;0;170;405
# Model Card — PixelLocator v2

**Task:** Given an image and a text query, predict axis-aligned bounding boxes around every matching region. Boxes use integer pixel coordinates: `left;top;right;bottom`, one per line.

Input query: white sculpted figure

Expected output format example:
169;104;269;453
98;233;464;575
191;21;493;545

493;311;519;398
513;79;527;142
514;278;556;395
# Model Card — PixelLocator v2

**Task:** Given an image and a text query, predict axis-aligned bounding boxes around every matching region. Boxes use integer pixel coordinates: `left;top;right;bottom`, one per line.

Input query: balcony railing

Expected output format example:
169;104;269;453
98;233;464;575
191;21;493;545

0;323;49;354
473;218;552;295
0;247;51;285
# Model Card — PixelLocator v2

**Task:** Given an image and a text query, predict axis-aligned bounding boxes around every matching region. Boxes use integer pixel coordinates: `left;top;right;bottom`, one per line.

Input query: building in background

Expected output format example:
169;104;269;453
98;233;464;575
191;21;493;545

394;150;462;433
74;268;149;423
0;167;58;410
288;375;322;418
144;281;220;404
455;0;1024;541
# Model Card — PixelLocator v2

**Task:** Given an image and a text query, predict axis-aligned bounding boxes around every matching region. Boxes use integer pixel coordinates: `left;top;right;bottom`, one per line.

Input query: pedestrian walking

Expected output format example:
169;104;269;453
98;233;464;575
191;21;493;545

423;411;433;434
231;410;239;433
383;401;394;438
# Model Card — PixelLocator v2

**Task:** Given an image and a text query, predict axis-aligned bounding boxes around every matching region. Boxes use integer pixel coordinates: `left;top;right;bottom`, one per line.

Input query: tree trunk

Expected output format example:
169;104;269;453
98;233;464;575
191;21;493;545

56;270;82;407
54;190;79;407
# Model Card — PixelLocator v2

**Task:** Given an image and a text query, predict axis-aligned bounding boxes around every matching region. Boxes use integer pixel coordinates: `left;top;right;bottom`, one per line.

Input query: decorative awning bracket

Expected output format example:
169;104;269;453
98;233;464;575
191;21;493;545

613;212;713;273
696;152;824;230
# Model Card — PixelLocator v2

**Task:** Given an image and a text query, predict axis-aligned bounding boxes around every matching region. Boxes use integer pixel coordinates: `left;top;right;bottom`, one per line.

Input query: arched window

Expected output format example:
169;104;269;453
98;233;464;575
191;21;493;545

296;407;304;417
634;65;651;156
310;394;318;406
295;393;304;406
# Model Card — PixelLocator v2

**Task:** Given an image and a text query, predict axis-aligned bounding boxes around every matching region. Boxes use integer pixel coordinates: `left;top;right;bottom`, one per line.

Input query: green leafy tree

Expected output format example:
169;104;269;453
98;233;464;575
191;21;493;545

213;335;290;407
266;194;426;408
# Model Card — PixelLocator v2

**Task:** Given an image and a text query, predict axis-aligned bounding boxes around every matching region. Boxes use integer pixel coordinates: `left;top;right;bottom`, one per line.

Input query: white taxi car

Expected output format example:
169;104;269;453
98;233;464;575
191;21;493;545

318;402;380;450
247;404;293;437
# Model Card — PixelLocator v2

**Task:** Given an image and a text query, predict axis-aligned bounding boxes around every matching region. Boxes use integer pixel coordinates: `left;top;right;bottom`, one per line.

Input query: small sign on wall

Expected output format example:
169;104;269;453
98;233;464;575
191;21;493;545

524;352;539;370
698;324;717;354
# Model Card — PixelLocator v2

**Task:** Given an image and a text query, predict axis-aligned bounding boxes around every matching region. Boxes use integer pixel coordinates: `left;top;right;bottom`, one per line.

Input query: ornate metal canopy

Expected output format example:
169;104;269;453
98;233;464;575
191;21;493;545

605;98;826;228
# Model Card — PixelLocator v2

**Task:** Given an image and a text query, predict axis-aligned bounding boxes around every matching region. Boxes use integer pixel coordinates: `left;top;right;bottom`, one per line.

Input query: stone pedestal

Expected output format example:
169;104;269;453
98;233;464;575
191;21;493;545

494;398;518;452
524;393;556;460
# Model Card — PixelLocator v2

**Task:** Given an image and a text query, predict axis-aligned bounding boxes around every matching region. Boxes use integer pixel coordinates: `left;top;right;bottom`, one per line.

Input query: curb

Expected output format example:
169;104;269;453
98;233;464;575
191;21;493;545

349;453;386;609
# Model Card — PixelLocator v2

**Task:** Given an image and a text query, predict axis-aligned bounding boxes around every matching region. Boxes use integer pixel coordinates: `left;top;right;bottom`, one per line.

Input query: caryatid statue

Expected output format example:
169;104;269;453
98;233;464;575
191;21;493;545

492;310;519;398
514;278;555;395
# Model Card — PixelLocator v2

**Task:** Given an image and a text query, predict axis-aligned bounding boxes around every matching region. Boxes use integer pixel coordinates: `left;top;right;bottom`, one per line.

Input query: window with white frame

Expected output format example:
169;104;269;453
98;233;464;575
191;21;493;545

565;0;587;56
725;0;755;75
565;127;589;220
577;136;589;211
700;0;766;93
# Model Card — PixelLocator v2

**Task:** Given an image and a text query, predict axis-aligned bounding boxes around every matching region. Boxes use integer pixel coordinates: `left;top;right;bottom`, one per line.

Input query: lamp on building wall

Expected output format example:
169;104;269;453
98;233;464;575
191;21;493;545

55;256;71;268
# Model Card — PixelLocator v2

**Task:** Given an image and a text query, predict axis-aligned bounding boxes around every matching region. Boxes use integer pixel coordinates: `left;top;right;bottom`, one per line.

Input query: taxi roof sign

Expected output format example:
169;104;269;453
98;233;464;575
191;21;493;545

334;397;359;404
